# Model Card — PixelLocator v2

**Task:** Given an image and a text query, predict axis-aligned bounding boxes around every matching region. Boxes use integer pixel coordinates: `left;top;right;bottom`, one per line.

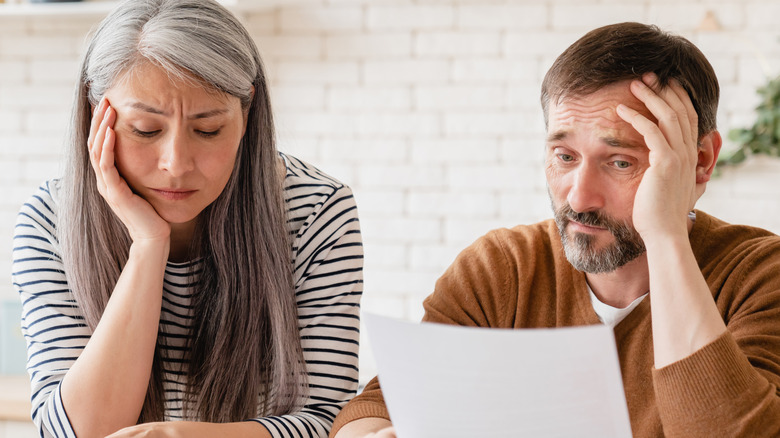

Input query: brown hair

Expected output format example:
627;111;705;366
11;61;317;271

541;22;719;137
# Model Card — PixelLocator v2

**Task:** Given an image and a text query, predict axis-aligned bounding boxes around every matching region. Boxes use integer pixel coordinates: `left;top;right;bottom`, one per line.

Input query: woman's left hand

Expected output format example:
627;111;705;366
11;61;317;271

105;422;180;438
104;421;269;438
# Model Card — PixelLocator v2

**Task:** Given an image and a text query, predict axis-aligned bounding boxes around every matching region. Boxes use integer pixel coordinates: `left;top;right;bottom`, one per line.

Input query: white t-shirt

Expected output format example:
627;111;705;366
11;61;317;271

588;283;648;328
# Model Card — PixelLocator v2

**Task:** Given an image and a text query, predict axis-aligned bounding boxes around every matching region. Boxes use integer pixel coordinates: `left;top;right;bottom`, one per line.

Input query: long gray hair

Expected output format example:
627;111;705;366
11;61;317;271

59;0;306;423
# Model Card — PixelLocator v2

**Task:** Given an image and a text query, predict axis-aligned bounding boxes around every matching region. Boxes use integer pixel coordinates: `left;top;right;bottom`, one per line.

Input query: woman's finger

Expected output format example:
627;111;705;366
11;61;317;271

100;124;124;200
90;104;116;196
87;98;107;151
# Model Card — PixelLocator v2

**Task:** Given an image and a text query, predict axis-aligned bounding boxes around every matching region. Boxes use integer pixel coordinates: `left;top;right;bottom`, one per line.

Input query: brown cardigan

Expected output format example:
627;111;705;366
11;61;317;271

331;211;780;437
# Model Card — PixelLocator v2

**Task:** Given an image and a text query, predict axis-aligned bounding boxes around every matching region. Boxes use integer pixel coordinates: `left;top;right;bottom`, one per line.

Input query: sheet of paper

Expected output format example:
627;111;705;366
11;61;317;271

363;312;633;438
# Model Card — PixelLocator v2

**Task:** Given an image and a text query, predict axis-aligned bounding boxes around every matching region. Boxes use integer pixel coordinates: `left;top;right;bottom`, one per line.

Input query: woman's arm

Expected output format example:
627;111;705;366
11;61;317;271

60;99;172;438
14;106;171;437
60;240;167;437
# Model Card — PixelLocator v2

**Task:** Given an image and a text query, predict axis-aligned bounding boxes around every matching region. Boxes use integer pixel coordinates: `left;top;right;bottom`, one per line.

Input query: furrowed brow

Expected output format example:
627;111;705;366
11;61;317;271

188;108;229;120
128;101;165;115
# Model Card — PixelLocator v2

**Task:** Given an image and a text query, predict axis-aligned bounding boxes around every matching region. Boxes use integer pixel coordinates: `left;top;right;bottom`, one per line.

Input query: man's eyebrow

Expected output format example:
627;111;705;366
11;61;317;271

601;136;644;149
546;131;568;143
126;101;229;120
546;131;644;149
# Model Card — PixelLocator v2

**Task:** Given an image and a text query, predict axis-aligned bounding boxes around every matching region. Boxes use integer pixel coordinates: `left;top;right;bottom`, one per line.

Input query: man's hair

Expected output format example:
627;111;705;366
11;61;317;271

541;22;719;137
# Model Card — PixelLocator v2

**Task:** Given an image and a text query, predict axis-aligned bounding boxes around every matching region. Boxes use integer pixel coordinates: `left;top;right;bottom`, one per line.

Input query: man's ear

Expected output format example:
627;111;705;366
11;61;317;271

696;130;722;184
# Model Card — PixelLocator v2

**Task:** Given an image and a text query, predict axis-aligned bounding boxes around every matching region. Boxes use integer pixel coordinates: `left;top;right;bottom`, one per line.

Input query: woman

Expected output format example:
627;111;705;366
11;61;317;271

12;1;362;437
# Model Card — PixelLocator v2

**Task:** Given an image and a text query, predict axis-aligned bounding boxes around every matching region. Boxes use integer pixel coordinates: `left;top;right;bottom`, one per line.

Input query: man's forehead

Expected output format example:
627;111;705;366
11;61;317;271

547;82;655;140
546;128;646;150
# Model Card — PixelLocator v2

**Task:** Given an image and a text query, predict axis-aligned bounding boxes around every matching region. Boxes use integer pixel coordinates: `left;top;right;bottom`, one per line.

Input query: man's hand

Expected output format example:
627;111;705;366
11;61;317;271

615;72;726;368
615;72;699;241
334;418;395;438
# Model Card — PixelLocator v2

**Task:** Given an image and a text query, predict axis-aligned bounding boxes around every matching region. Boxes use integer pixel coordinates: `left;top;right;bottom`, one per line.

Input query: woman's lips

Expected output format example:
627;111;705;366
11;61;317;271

151;188;197;201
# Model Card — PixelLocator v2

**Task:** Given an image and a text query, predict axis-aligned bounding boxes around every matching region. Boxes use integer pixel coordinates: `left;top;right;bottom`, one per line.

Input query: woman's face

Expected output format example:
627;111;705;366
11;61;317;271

103;62;248;227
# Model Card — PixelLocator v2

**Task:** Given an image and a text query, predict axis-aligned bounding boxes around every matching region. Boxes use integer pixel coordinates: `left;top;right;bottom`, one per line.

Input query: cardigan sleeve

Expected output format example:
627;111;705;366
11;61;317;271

13;182;81;438
652;234;780;437
254;184;363;438
653;332;780;437
329;230;514;436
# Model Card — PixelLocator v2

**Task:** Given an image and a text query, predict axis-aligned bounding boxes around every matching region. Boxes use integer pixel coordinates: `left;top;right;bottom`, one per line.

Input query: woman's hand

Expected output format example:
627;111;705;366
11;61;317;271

104;421;270;438
105;422;179;438
89;98;171;243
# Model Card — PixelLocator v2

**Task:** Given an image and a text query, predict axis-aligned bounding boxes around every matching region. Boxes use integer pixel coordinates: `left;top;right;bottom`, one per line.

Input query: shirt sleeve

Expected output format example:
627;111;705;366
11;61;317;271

252;184;363;438
12;182;81;438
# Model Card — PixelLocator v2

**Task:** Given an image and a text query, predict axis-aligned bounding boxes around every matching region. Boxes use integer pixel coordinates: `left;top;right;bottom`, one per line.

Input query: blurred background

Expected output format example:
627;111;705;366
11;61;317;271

1;0;779;435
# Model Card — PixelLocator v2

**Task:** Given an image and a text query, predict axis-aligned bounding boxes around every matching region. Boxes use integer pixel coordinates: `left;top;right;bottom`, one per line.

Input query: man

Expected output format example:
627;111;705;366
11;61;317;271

331;22;780;437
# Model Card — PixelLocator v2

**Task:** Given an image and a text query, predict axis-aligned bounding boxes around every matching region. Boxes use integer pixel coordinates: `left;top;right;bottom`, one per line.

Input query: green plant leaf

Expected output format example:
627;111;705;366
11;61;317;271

721;74;780;170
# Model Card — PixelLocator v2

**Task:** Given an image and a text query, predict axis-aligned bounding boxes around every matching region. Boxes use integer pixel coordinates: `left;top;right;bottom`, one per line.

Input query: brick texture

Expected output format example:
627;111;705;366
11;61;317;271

1;0;779;388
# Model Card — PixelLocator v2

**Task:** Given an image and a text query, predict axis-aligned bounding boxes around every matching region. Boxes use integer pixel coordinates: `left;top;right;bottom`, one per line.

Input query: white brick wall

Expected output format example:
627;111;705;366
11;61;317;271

2;0;780;389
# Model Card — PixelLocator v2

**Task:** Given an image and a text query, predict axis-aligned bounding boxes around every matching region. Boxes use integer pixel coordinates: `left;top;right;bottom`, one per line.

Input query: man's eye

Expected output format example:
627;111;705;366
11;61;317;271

557;154;575;162
613;160;631;169
133;128;160;138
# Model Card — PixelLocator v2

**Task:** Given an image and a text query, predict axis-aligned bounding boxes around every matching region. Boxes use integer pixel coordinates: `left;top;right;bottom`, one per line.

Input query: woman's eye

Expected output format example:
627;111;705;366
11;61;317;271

132;128;160;138
197;129;221;138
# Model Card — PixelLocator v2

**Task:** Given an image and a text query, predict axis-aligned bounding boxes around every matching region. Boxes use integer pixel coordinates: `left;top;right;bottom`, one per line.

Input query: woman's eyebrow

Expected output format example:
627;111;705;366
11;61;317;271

125;101;229;119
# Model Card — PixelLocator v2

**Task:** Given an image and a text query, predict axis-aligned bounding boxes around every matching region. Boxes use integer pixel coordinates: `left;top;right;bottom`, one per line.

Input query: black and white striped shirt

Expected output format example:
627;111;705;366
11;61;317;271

12;153;363;438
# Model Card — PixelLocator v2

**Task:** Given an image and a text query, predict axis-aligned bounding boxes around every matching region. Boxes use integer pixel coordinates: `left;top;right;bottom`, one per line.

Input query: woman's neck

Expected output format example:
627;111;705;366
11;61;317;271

168;219;198;263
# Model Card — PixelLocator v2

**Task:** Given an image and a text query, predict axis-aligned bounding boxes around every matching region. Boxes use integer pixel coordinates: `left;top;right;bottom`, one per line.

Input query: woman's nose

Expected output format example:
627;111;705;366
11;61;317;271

158;132;194;177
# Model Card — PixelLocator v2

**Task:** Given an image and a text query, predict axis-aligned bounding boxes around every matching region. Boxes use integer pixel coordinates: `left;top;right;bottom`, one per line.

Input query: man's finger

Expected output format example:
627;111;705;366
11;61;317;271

628;79;686;153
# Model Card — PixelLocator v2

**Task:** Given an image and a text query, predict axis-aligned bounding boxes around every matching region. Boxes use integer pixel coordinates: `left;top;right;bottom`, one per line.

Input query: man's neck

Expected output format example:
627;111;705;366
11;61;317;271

585;215;696;308
585;254;650;308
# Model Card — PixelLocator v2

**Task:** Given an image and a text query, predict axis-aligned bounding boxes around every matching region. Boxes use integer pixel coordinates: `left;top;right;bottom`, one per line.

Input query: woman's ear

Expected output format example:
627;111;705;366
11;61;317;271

696;130;722;184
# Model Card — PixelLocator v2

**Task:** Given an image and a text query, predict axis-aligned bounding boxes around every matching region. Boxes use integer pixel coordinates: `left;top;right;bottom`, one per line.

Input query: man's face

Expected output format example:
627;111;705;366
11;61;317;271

545;81;656;274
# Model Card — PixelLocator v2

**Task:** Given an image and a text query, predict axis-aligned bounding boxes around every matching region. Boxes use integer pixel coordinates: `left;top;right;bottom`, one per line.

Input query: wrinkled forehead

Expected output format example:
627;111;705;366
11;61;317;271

547;81;657;130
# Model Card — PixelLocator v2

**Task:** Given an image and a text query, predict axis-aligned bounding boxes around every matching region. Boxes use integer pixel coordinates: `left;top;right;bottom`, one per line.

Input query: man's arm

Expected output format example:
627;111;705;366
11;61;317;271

618;72;780;436
616;72;726;367
330;230;517;437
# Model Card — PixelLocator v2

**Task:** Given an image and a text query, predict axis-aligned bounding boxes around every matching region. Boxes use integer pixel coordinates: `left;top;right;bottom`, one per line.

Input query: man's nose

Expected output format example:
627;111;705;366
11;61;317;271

158;131;194;177
566;164;605;213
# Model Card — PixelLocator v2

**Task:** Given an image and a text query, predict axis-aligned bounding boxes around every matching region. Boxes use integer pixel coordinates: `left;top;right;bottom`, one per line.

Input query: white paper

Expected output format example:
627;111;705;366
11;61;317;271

363;312;633;438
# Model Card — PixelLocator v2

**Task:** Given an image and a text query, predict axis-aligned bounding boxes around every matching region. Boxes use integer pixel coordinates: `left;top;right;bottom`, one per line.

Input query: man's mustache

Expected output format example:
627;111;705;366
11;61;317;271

556;203;615;230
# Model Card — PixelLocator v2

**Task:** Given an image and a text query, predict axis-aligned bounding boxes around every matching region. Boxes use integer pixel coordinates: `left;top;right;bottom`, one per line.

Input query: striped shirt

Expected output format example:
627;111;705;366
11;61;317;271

12;153;363;438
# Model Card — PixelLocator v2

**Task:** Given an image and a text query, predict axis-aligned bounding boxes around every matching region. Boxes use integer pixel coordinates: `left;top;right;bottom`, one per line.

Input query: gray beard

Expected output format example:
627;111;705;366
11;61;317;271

552;201;646;274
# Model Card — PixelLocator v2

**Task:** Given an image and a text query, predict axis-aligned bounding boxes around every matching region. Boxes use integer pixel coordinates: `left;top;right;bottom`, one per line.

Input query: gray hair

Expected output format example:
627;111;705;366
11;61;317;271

60;0;305;423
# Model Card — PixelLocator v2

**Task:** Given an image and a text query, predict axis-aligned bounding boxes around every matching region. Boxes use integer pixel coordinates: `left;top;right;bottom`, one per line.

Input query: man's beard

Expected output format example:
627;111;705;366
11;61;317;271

552;200;646;274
